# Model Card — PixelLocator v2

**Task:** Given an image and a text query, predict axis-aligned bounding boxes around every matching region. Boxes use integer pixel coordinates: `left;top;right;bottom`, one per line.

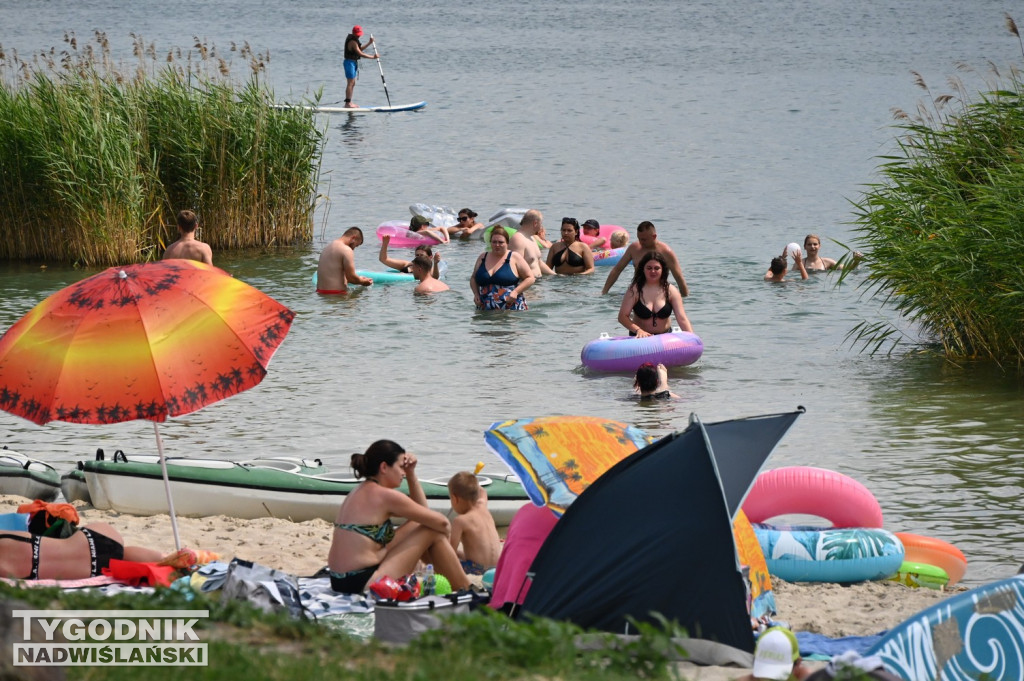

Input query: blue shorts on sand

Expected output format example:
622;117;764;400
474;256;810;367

344;59;358;80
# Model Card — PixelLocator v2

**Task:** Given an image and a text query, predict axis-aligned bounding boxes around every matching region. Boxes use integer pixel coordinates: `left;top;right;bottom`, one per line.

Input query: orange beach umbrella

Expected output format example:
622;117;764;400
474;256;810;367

0;259;295;548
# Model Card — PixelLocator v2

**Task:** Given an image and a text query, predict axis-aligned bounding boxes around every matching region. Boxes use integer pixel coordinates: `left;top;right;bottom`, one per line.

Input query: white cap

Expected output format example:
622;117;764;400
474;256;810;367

752;627;799;680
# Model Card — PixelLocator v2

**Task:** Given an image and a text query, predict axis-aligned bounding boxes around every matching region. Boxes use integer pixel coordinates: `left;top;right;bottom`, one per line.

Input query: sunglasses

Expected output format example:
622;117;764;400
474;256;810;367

457;216;469;222
562;217;579;227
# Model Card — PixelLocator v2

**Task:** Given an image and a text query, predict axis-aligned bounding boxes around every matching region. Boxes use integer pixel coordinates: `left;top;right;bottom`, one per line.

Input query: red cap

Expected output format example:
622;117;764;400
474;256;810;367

352;25;363;36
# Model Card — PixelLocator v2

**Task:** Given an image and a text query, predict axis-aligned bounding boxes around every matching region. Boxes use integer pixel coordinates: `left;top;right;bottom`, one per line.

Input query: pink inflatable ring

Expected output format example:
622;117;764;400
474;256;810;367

376;220;444;248
579;223;627;247
742;466;883;529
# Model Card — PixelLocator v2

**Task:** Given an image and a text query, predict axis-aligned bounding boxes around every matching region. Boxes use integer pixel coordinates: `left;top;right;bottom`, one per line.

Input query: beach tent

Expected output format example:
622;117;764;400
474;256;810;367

489;503;560;610
519;408;804;654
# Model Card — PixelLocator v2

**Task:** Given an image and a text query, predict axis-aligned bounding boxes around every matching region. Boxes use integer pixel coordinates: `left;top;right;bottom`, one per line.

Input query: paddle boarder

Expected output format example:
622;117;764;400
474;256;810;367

343;26;379;109
163;210;213;265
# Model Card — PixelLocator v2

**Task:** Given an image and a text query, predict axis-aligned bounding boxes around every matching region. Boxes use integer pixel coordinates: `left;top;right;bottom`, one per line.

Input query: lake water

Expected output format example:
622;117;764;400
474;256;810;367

2;0;1023;587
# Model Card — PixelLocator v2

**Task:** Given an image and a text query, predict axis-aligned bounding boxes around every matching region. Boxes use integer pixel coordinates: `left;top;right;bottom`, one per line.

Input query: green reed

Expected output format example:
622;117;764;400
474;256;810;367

0;32;324;265
842;15;1024;368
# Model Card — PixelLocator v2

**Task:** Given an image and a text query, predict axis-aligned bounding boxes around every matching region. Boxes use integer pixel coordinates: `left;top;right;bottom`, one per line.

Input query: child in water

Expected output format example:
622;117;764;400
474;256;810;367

764;246;808;282
634;362;678;399
447;472;502;575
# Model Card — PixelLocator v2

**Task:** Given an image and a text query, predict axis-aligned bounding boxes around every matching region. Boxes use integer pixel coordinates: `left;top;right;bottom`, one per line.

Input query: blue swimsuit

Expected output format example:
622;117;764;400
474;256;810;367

475;253;527;310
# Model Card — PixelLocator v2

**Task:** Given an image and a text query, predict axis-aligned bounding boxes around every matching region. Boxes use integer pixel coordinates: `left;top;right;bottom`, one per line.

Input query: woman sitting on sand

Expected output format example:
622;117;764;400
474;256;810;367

327;440;470;594
546;217;595;275
618;251;692;337
0;521;167;580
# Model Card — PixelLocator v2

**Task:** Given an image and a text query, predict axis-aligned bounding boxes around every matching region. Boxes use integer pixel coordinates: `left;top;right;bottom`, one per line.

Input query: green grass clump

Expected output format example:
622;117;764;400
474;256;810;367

844;15;1024;368
0;32;324;266
1;583;687;680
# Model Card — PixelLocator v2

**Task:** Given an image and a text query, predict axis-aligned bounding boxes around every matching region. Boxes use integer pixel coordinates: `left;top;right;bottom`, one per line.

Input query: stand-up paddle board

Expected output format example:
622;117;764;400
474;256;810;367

275;102;426;114
868;573;1024;680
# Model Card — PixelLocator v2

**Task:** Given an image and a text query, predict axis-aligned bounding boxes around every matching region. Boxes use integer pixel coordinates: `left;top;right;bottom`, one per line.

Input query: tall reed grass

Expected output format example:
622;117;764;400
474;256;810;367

843;15;1024;368
0;32;324;265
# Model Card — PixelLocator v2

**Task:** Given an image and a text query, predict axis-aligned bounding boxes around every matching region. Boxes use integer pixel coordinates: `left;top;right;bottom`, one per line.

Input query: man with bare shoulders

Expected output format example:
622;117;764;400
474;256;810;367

316;226;373;294
410;254;449;294
600;220;689;296
163;210;213;265
509;209;555;278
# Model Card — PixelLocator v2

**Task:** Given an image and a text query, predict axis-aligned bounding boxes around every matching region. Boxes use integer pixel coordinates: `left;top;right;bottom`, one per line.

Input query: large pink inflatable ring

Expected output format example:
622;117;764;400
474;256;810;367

742;466;883;529
376;220;443;247
579;223;628;246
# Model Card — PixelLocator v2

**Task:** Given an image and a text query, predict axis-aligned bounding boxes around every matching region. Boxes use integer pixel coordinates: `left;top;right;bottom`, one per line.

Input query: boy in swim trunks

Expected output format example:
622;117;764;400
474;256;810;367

447;472;501;575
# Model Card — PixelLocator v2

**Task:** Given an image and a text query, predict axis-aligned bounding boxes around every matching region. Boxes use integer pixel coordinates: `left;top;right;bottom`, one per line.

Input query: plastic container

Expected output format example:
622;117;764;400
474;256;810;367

423;564;436;596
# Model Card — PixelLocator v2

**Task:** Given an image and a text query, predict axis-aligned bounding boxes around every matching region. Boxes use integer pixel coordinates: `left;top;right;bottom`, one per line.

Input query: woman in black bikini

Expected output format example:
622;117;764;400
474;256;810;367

0;522;165;580
617;251;693;337
327;440;470;594
545;217;595;275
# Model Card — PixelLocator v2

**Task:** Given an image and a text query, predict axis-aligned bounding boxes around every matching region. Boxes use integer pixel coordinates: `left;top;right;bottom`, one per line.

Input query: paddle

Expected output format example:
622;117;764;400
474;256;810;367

370;34;392;108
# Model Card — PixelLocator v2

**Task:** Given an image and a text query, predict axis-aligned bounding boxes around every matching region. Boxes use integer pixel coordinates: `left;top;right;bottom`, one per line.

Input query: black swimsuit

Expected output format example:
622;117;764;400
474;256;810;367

80;528;125;577
553;245;585;268
0;533;42;579
632;297;672;320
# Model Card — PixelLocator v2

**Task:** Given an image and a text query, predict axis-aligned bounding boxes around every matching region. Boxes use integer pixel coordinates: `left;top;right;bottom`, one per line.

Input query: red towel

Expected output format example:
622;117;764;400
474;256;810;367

103;559;176;587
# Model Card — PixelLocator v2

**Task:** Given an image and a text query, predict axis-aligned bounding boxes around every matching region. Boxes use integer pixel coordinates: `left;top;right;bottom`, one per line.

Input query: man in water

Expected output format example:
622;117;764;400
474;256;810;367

509;209;555;278
162;210;213;265
600;220;689;296
316;227;373;294
410;254;449;294
343;26;379;109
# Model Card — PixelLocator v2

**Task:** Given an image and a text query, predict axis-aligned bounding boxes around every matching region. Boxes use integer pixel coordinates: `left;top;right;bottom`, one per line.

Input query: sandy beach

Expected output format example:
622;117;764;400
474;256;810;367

1;495;965;679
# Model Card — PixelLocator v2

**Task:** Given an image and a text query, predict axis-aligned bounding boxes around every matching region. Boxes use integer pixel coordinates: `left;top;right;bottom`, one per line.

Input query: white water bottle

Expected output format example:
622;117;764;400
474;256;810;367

423;564;436;596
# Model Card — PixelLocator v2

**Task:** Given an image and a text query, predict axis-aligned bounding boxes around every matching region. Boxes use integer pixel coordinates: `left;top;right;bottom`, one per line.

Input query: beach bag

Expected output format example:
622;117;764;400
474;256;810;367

220;558;306;619
18;500;80;538
374;591;487;644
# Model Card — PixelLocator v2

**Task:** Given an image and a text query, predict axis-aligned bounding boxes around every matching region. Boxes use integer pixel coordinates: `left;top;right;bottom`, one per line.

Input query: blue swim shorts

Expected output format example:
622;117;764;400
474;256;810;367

460;559;487;576
343;59;358;80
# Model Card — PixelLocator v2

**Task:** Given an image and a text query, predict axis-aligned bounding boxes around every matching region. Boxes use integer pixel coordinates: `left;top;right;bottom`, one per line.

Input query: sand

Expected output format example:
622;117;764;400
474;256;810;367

0;495;965;679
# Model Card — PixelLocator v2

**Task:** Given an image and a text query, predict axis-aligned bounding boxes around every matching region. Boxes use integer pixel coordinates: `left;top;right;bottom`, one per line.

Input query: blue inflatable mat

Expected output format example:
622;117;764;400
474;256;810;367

0;512;29;531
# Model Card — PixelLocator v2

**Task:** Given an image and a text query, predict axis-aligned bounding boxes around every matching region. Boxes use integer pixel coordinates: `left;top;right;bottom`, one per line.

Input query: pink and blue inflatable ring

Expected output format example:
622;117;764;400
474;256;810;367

580;330;703;372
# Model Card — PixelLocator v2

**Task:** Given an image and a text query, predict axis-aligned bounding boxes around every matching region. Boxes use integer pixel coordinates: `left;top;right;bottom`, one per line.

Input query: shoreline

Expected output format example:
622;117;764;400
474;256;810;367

1;495;970;678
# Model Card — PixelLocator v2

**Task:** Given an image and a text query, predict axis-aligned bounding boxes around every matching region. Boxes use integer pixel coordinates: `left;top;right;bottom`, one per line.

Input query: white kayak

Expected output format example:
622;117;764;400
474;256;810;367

276;101;427;114
79;452;528;525
0;447;60;502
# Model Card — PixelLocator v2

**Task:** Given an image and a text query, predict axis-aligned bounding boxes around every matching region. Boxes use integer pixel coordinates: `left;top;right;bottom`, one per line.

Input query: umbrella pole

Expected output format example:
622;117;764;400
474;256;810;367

154;422;182;551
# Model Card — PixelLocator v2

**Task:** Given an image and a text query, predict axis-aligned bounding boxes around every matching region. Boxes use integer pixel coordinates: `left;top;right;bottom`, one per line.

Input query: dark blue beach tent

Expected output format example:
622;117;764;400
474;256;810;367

519;409;804;654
